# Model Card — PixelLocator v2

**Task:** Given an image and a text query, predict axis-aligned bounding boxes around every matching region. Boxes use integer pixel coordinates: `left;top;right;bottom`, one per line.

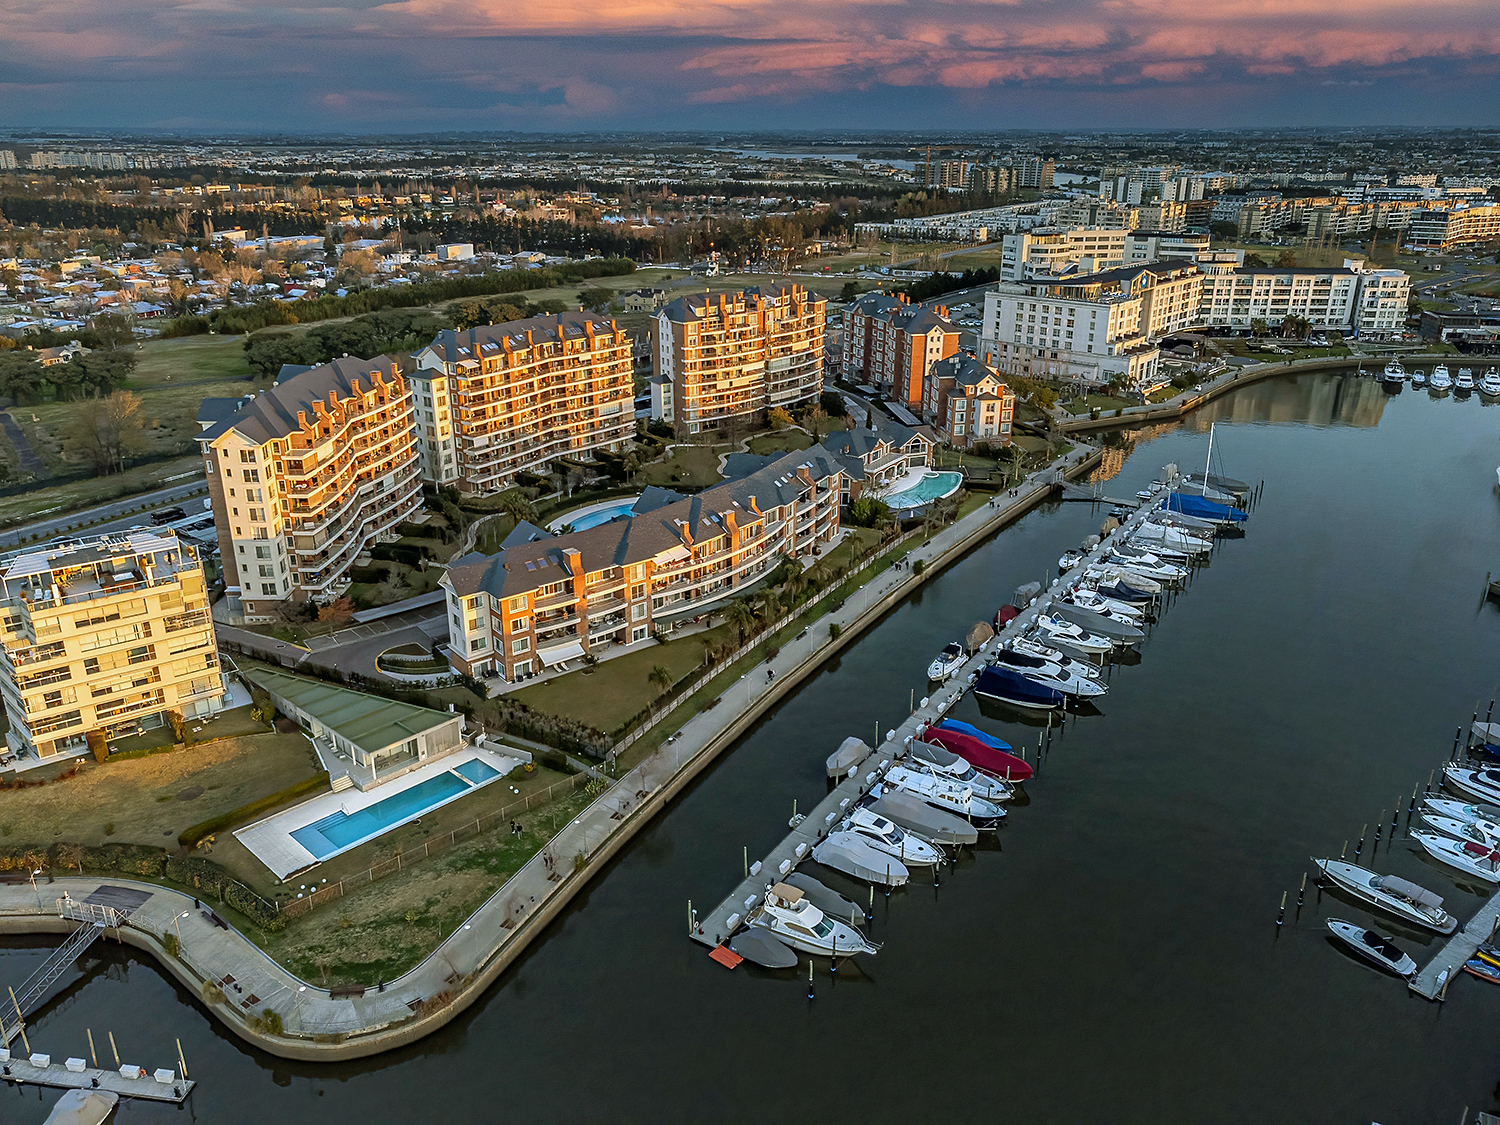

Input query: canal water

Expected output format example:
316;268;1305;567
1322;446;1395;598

6;371;1500;1124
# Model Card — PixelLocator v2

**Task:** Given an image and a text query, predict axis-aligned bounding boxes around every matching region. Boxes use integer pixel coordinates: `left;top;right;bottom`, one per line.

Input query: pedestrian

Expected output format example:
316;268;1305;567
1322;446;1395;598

767;668;775;683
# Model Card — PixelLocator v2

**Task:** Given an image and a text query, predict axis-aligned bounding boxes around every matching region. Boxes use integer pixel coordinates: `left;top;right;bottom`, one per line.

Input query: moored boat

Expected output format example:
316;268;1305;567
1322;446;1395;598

1411;367;1427;387
1444;765;1500;805
1410;828;1500;884
751;883;880;955
840;807;943;866
927;641;967;682
1480;369;1500;396
1430;365;1453;390
881;765;1007;828
1034;614;1116;654
811;832;910;887
907;739;1017;801
974;663;1068;711
1463;958;1500;985
1418;811;1500;848
1311;858;1457;933
921;722;1033;781
1382;360;1406;383
867;789;979;846
1422;797;1500;826
1456;368;1476;392
1326;918;1416;976
1006;637;1104;678
783;871;868;926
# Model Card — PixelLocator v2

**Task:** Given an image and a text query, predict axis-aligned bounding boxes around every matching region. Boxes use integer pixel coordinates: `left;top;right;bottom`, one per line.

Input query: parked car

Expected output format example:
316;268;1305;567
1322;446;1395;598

150;507;187;525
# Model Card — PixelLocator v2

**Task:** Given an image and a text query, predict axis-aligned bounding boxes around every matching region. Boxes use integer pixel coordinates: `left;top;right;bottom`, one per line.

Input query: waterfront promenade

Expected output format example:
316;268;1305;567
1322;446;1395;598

0;443;1103;1060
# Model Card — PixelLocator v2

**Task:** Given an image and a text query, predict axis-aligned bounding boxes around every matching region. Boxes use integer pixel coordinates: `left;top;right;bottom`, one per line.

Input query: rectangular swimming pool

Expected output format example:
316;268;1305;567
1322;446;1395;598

291;757;504;859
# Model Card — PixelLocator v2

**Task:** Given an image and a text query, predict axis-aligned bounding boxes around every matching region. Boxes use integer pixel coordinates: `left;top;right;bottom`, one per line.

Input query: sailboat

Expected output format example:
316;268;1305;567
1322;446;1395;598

1166;423;1247;524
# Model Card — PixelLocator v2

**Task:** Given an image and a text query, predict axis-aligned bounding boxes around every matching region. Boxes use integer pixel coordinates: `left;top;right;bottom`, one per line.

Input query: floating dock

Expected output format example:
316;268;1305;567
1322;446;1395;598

692;481;1186;954
0;1053;194;1103
1408;887;1500;999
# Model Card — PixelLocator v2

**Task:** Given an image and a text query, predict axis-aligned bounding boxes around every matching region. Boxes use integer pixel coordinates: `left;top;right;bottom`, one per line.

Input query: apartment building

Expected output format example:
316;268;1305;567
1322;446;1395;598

1052;199;1140;230
654;285;825;435
0;530;223;764
842;293;960;407
1000;228;1128;280
1196;258;1410;334
968;165;1014;195
1123;231;1210;264
981;263;1205;390
925;159;968;190
1135;201;1187;233
412;313;635;492
441;447;844;681
922;354;1016;449
1016;157;1055;190
198;356;422;621
1406;203;1500;251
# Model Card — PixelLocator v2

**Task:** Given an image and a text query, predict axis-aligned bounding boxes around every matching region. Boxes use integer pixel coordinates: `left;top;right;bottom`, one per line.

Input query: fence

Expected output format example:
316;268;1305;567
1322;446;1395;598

608;525;922;754
276;772;590;920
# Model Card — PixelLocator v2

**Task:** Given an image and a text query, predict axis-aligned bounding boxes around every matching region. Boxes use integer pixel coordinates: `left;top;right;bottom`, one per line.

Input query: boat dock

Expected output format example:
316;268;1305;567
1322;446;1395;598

1408;887;1500;999
692;483;1179;954
0;1052;194;1103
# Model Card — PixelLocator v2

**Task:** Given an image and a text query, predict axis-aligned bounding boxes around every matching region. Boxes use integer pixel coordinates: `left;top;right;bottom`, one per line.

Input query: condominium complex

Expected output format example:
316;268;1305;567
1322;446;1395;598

981;263;1204;390
1001;228;1128;280
441;448;844;681
411;313;635;492
653;285;825;435
0;530;224;763
1406;203;1500;251
842;292;960;407
922;355;1016;449
1197;258;1410;334
198;356;422;621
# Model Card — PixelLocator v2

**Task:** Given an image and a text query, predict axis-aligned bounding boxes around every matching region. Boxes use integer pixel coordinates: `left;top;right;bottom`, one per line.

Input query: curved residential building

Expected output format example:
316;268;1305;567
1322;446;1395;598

198;356;422;621
654;285;825;435
411;313;635;494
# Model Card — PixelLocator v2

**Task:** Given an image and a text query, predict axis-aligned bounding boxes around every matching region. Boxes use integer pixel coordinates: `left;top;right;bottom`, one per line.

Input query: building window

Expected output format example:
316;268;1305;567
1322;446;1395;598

470;637;488;652
511;637;531;654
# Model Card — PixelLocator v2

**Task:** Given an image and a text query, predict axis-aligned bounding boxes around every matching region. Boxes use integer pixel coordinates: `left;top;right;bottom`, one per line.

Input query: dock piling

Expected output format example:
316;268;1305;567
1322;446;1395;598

1375;811;1384;845
1409;783;1419;817
108;1030;119;1068
1297;872;1306;909
807;960;814;1001
87;1028;97;1069
1392;802;1401;838
1277;891;1286;928
743;847;748;879
1356;824;1367;859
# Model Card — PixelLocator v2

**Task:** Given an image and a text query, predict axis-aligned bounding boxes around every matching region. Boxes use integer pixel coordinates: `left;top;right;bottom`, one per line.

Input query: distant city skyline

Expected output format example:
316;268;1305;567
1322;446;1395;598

3;0;1500;132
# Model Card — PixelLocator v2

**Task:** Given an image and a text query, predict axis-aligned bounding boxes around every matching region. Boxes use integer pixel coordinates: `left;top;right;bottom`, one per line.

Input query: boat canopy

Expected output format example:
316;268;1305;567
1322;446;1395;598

784;871;866;925
769;882;804;904
729;928;798;969
909;739;963;768
813;833;909;886
1050;601;1145;642
1473;722;1500;748
1373;875;1443;909
826;736;871;779
1165;492;1247;522
868;790;978;846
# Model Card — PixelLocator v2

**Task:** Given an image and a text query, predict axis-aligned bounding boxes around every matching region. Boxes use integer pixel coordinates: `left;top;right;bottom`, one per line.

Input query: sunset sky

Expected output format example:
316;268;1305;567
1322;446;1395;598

3;0;1500;131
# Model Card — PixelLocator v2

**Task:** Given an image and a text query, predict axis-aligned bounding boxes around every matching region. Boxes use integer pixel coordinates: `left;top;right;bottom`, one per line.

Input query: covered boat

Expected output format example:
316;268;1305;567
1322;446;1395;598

43;1091;120;1125
923;722;1035;780
826;736;871;779
813;832;910;886
1165;492;1248;523
728;928;798;969
881;766;1007;828
1312;859;1458;933
867;790;979;846
842;807;943;866
1049;601;1145;644
1472;721;1500;755
908;738;1019;799
975;664;1068;710
783;871;867;926
1185;469;1252;496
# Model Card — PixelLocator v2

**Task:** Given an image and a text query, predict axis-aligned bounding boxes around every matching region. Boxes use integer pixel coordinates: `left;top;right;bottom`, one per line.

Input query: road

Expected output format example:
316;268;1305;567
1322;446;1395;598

0;478;209;551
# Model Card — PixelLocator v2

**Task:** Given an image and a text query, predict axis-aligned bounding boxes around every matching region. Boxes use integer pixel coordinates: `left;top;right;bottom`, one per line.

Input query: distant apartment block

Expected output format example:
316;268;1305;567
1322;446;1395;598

0;150;16;171
0;530;224;764
412;313;635;492
924;159;969;190
653;285;825;435
1196;259;1409;335
1001;228;1128;280
842;293;960;407
923;355;1016;449
441;448;844;681
967;165;1015;195
198;356;422;621
1016;157;1055;190
1406;203;1500;251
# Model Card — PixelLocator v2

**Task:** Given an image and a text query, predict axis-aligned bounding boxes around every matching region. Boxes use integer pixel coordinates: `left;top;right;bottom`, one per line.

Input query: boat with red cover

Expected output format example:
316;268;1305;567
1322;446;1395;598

923;722;1033;782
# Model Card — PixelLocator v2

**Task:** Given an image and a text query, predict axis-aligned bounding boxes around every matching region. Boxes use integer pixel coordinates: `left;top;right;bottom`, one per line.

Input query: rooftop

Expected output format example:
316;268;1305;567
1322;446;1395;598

245;667;459;758
196;355;404;446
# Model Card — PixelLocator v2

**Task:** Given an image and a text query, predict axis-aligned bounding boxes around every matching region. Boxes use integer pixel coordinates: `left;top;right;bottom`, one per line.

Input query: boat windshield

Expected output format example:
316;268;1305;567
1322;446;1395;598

812;916;835;938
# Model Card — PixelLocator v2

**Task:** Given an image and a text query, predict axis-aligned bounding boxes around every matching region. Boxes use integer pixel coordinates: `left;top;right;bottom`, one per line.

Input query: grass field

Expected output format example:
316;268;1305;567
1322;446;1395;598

636;443;726;488
1063;393;1132;416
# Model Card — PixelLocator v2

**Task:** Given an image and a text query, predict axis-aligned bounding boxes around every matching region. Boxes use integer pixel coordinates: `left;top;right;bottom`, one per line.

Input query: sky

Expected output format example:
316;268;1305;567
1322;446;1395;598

3;0;1500;132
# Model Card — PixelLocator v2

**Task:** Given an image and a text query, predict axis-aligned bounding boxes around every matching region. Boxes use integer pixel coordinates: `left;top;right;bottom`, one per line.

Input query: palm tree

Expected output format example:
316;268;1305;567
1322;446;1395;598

498;490;539;525
760;591;781;623
648;665;673;703
725;599;756;645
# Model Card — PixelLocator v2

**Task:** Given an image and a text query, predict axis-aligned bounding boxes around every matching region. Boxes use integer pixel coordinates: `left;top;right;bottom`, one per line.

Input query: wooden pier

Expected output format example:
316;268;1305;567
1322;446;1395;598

1408;887;1500;999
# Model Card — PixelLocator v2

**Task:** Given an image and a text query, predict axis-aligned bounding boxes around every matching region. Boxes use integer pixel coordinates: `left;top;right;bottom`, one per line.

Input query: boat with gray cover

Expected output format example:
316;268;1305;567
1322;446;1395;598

813;832;910;885
784;871;868;926
867;789;979;846
1049;600;1145;644
906;739;1016;801
728;927;799;968
826;736;871;779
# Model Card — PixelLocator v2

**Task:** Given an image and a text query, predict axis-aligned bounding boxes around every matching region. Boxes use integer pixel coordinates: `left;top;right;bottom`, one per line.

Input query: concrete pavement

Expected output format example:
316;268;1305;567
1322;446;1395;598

0;478;209;550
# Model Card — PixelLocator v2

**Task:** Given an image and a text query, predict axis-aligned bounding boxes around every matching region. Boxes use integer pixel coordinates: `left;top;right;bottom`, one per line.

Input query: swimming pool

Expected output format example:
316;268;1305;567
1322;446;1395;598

884;471;964;511
546;496;641;533
291;758;502;859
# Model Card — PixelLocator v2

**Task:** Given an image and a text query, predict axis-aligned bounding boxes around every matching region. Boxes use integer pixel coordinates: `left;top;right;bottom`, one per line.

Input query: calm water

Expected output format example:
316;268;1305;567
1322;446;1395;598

7;372;1500;1124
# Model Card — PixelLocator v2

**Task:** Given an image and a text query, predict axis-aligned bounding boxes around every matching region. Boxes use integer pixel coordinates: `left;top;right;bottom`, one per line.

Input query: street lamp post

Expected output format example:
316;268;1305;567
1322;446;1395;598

30;869;42;911
293;985;308;1032
173;910;190;946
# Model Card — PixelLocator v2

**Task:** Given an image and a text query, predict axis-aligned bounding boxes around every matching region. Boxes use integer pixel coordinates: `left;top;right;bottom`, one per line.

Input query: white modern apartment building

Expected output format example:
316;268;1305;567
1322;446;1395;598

411;313;635;493
0;530;224;764
1000;228;1128;280
198;356;422;621
981;263;1205;390
1196;258;1410;335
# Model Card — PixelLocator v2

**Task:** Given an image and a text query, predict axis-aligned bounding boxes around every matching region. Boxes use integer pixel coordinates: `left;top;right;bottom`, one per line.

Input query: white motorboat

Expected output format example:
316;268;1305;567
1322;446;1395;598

1034;614;1114;655
1084;565;1163;595
1058;549;1085;571
1410;367;1427;387
927;641;967;682
1410;829;1500;884
906;740;1016;802
881;765;1006;828
840;807;943;867
1382;360;1406;382
1114;540;1194;564
1430;365;1453;390
1444;765;1500;805
1456;368;1476;392
1130;522;1211;556
1008;637;1104;679
990;653;1107;698
1311;859;1458;933
1423;797;1500;826
751;882;880;955
1326;918;1416;977
1419;812;1500;849
1480;369;1500;396
1068;591;1146;627
1102;551;1188;583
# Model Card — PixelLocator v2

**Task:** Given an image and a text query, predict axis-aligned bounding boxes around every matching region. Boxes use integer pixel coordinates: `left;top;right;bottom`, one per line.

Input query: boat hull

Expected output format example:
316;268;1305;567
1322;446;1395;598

1314;859;1458;933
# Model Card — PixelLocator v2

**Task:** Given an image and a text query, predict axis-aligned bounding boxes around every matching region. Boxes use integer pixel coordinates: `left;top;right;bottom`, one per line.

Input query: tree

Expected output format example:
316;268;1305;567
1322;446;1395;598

839;281;859;302
725;599;756;645
317;597;355;626
768;406;794;429
1274;250;1298;268
68;389;145;474
577;286;616;313
1250;318;1270;339
1279;314;1312;341
0;350;43;406
498;490;540;526
849;496;890;528
805;403;828;442
648;665;673;699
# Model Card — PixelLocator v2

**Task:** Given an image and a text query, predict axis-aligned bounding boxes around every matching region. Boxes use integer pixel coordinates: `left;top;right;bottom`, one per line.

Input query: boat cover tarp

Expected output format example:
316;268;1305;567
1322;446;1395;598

729;928;798;969
1176;482;1237;505
813;833;909;885
1165;492;1247;522
1012;581;1042;608
1148;509;1219;532
826;736;871;779
784;871;867;925
1050;601;1145;642
909;739;964;769
1473;722;1500;748
1032;635;1101;665
936;718;1013;752
868;791;979;846
924;723;1035;780
975;665;1066;709
1186;470;1251;494
1373;874;1444;910
994;604;1020;627
43;1091;120;1125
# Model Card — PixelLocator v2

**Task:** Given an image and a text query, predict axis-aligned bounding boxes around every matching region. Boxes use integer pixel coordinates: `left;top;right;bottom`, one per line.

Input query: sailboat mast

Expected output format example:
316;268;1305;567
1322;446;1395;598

1203;423;1215;487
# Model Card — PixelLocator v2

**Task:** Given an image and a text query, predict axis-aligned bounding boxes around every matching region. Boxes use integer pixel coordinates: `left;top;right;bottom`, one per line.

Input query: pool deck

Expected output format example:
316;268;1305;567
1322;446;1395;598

884;467;964;511
234;747;523;880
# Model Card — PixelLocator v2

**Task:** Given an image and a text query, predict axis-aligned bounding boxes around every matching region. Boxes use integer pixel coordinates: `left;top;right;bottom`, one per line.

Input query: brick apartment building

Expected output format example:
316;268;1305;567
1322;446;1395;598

842;293;960;408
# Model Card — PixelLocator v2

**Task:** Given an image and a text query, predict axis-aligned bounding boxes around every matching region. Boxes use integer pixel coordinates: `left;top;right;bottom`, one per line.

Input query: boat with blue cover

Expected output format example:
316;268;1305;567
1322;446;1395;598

936;718;1012;750
1164;492;1247;523
974;664;1068;710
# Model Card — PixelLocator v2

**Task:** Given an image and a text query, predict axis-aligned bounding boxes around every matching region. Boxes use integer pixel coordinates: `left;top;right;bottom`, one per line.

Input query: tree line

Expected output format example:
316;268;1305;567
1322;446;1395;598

242;307;450;377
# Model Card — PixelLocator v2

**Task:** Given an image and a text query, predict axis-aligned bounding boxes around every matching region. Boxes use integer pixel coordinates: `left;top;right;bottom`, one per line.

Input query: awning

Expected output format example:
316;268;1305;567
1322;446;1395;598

537;641;586;667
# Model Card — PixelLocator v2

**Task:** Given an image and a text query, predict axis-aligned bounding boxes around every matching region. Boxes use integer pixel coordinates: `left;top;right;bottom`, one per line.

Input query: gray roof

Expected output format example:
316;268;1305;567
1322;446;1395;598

197;396;247;428
421;312;619;367
658;283;818;324
196;355;402;446
929;354;998;386
446;446;845;600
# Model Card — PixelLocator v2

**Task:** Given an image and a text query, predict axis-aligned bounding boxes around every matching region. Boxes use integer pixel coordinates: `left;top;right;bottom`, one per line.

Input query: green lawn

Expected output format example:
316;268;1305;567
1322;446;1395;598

637;443;726;488
748;430;815;455
1063;393;1132;416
